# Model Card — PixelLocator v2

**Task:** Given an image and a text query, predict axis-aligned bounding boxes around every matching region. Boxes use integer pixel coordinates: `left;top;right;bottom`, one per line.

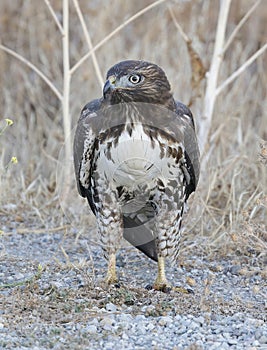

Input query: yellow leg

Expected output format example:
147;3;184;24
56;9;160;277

153;256;191;293
153;256;170;291
105;253;118;284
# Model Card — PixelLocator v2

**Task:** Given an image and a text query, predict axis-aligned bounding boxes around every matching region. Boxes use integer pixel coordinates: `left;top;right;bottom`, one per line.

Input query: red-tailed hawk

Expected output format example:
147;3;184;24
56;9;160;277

74;60;200;291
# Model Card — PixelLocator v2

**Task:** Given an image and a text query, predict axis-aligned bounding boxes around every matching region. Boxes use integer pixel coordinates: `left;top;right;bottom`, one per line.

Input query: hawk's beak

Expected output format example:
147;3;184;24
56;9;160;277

103;75;116;98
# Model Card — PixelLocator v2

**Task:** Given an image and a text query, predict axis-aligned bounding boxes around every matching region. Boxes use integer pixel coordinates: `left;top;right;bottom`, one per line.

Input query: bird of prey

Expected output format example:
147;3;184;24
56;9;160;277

74;60;200;291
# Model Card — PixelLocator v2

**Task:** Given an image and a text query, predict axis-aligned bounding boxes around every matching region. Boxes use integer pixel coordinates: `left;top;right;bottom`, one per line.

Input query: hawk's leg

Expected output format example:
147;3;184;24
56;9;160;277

93;177;123;285
153;256;171;291
96;203;123;285
154;256;190;293
106;253;118;284
99;209;123;285
153;178;188;292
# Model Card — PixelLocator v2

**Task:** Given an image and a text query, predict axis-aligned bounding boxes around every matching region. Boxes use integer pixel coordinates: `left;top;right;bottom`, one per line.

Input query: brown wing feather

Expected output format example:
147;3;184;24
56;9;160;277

175;101;200;199
73;99;102;212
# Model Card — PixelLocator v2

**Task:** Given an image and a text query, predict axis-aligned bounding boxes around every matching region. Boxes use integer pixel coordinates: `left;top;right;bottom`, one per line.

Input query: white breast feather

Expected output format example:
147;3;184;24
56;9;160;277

97;124;184;190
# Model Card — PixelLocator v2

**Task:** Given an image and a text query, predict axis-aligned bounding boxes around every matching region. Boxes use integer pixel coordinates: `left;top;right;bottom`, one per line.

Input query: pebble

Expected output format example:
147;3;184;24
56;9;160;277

86;325;98;334
105;303;117;312
158;316;173;326
176;325;187;335
99;317;114;329
1;234;266;350
259;335;267;344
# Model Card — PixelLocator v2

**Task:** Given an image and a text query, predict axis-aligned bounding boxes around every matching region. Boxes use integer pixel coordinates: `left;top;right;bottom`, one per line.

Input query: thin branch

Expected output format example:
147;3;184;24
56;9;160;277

0;44;62;100
216;42;267;96
223;0;261;54
3;225;70;235
200;0;232;155
62;0;72;163
168;5;189;43
70;0;166;75
168;5;206;97
72;0;104;87
43;0;64;35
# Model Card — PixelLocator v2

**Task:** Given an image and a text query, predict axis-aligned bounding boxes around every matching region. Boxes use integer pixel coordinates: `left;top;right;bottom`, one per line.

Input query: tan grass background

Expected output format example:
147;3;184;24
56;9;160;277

0;0;266;259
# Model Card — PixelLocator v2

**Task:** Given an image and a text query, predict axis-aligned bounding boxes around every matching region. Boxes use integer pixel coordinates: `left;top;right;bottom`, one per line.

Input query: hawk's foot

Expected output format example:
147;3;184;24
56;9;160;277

153;256;171;292
153;278;172;293
153;256;192;293
152;281;192;293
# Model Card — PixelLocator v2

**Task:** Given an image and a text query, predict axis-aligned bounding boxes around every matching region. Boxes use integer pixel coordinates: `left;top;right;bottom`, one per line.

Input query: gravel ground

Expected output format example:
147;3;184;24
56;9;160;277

1;228;266;350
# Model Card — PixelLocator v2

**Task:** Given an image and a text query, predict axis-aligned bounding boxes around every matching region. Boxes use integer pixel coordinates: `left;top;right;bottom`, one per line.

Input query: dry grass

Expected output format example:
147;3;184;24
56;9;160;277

0;0;266;260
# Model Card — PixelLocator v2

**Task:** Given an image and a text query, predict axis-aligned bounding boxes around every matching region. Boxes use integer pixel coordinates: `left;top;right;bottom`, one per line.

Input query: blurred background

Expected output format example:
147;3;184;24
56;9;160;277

0;0;266;259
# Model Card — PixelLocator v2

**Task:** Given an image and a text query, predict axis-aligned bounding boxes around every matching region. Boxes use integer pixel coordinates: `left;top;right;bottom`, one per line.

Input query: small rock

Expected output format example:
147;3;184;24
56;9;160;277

119;313;133;322
135;315;146;322
230;265;241;275
175;325;187;335
122;332;128;340
146;323;155;331
227;338;238;345
194;316;205;326
158;316;173;327
105;302;117;312
188;321;199;331
252;340;260;346
174;314;182;321
258;335;267;344
14;273;25;280
50;281;63;289
145;305;156;315
99;317;114;331
86;325;97;334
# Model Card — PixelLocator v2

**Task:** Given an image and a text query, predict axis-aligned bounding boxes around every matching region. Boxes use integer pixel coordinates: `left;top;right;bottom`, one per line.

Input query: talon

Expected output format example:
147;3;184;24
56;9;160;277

154;284;172;293
172;286;193;294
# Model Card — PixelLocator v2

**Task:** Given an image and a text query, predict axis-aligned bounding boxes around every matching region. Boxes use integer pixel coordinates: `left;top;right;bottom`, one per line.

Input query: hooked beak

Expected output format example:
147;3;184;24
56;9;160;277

103;75;116;98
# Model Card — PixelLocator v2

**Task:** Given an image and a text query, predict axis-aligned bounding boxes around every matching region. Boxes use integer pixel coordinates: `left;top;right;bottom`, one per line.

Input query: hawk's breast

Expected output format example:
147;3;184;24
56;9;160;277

95;124;184;191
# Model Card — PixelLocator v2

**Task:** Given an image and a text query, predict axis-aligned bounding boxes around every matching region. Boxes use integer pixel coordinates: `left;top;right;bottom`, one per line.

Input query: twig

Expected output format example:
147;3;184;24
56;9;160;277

168;5;206;99
0;264;43;289
216;42;267;96
62;0;72;165
70;0;166;75
2;225;70;236
72;0;104;87
0;44;62;101
200;0;232;156
223;0;261;54
168;5;189;43
43;0;64;35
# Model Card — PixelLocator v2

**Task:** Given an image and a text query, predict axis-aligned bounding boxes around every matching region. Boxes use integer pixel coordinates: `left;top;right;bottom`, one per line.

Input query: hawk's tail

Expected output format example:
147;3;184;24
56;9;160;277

123;215;158;262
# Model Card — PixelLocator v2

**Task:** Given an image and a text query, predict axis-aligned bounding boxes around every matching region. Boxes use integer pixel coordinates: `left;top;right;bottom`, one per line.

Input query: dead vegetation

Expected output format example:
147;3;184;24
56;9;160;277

0;0;266;261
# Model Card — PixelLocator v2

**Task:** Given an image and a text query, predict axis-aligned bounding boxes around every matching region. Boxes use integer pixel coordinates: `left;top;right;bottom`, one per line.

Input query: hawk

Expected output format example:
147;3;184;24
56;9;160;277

74;60;200;291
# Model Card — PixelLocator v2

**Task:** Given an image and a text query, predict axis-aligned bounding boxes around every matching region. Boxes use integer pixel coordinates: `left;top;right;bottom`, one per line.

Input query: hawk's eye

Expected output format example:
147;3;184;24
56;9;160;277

128;74;142;84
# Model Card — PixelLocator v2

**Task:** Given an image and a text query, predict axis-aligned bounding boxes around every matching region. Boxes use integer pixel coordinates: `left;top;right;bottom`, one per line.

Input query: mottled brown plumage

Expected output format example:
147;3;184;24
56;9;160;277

74;60;200;289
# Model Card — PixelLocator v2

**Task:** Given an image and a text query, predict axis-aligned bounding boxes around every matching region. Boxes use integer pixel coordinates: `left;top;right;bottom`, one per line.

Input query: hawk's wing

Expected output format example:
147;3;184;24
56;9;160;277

73;99;102;214
175;101;200;199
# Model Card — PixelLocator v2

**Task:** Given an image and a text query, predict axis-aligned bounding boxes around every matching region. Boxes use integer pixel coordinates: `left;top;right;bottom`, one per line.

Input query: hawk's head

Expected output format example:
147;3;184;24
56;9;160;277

103;60;174;107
